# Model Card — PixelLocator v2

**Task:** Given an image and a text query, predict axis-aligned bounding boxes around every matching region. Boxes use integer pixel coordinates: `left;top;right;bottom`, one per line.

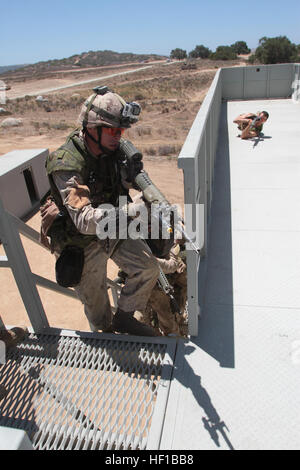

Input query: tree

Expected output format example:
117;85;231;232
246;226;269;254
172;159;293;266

189;44;211;59
231;41;251;55
211;46;237;60
247;54;256;64
255;36;298;64
170;48;187;60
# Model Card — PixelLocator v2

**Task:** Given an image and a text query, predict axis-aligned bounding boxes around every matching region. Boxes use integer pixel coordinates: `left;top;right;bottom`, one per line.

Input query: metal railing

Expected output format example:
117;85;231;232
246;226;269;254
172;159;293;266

0;198;121;332
0;199;176;451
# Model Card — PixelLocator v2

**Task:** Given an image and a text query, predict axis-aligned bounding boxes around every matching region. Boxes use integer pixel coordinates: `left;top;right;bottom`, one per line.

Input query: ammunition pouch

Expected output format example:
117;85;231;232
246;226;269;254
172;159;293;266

55;245;84;288
147;238;174;258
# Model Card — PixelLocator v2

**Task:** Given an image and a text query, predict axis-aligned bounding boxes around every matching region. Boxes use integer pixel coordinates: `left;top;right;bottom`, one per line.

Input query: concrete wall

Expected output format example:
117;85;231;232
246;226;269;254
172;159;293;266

0;149;49;218
178;69;222;335
221;63;296;100
178;63;300;336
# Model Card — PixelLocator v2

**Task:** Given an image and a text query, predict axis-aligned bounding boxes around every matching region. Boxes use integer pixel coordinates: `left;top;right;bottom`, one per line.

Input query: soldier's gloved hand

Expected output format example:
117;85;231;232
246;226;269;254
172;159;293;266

40;198;60;251
133;156;143;176
127;155;143;188
40;198;60;235
176;259;186;274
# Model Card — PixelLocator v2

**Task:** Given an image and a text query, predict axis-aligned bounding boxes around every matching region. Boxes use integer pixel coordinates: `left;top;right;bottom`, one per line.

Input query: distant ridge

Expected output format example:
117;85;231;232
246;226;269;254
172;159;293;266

0;64;28;75
2;50;166;75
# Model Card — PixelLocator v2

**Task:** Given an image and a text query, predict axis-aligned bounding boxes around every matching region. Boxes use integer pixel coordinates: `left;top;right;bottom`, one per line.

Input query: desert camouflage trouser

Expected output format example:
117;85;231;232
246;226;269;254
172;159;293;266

74;238;160;331
142;270;188;337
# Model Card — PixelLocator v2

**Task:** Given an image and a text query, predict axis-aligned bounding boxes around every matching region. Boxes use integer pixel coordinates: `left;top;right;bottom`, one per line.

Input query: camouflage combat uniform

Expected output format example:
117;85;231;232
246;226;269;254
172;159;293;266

140;245;188;337
43;129;159;331
116;193;188;337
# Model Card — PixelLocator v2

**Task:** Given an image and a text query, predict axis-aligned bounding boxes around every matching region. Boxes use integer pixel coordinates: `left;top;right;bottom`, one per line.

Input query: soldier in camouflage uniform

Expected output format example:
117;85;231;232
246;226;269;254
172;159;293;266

114;192;188;337
116;243;188;337
41;87;159;336
142;244;188;337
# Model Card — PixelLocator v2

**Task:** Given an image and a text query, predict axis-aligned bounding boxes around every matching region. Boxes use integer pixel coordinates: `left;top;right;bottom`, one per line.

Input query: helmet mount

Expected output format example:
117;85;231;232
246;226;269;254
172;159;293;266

78;86;141;130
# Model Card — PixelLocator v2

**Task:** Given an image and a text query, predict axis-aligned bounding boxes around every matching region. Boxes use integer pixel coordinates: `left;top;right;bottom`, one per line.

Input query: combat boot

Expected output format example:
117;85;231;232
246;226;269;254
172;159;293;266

112;309;157;337
0;326;28;349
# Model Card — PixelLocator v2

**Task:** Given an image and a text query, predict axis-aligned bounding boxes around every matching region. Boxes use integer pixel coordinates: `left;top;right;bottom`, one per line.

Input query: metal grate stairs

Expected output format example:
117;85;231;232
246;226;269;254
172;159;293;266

0;330;176;450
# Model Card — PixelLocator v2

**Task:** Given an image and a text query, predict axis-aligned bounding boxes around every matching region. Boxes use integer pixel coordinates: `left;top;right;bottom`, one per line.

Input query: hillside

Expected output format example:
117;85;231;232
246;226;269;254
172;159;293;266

1;50;167;76
0;64;28;74
0;57;247;158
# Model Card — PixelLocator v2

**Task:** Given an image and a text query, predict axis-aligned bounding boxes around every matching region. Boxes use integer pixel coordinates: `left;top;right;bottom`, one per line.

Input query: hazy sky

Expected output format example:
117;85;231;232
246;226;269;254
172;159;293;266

1;0;300;66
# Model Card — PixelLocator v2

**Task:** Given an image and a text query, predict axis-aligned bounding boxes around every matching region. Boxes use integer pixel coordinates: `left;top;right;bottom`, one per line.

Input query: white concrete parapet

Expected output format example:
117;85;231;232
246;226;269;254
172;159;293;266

0;148;49;219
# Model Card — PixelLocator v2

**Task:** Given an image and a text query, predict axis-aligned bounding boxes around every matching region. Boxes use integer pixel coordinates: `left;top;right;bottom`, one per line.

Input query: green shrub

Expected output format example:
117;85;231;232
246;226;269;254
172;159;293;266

255;36;298;64
158;144;179;156
247;54;256;64
210;46;237;60
51;121;71;130
145;147;157;156
231;41;251;54
189;45;211;59
170;48;187;60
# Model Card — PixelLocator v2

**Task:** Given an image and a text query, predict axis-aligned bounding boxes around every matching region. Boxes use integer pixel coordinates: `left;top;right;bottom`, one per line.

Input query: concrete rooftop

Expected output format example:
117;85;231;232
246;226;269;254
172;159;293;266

160;98;300;450
1;97;300;451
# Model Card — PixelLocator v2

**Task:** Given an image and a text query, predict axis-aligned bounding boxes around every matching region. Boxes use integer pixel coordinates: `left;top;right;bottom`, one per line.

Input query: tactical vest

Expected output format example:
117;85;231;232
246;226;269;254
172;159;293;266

45;129;129;250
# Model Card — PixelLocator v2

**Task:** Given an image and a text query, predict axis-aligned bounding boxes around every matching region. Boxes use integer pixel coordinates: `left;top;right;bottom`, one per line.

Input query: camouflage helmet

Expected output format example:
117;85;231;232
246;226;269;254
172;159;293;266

78;90;127;129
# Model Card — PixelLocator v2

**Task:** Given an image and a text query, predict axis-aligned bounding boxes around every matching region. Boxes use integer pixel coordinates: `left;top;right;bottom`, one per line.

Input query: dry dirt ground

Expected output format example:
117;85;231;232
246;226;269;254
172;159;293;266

0;58;244;332
0;157;183;332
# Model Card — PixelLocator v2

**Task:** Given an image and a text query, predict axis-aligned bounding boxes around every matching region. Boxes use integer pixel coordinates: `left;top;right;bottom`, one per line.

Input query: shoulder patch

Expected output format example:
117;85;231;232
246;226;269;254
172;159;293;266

46;148;86;175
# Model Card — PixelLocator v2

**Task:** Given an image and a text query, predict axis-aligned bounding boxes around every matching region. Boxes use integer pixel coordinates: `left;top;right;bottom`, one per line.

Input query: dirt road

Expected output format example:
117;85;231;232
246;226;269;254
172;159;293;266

5;65;153;100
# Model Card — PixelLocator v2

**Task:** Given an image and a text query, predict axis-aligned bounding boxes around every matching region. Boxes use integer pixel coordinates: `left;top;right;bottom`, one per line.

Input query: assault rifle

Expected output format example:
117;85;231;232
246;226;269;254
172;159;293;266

119;139;200;254
119;139;200;317
249;115;261;131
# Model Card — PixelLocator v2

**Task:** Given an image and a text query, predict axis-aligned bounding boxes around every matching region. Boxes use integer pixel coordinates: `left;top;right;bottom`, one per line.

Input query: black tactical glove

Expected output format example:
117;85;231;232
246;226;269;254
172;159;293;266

127;154;143;189
119;139;143;189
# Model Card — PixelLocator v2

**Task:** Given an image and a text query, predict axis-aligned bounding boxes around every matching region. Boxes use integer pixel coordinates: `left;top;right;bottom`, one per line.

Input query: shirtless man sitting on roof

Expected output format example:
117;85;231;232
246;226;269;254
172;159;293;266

233;111;269;139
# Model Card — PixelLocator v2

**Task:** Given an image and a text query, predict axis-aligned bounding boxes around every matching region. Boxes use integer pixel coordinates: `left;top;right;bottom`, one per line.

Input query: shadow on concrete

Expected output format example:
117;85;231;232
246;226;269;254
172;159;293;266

251;133;272;148
172;343;235;450
194;102;235;369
